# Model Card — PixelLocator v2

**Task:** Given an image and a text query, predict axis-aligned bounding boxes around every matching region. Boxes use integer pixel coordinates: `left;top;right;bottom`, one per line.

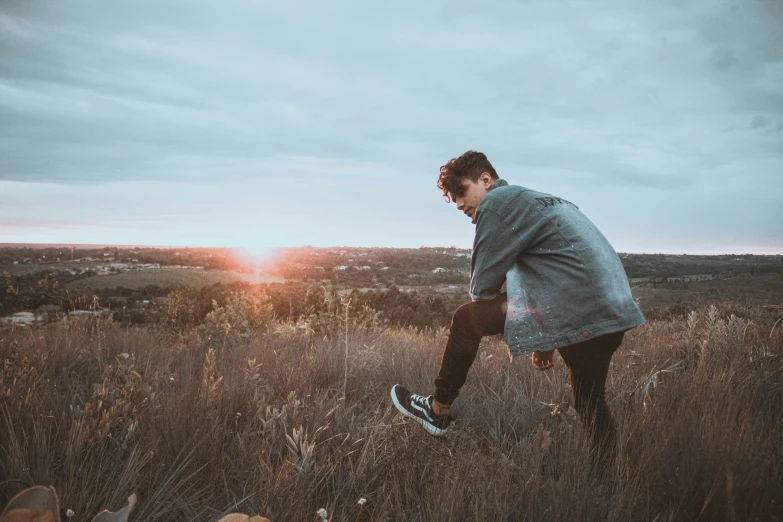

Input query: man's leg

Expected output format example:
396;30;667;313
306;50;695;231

433;293;507;412
557;330;625;457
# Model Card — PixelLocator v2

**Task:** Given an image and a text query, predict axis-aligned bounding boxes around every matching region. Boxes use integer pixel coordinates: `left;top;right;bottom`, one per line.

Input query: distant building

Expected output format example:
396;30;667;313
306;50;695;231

1;312;40;326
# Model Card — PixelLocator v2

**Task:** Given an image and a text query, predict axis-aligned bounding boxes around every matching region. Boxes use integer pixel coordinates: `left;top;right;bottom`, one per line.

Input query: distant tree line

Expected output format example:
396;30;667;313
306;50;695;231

0;246;245;271
132;281;466;331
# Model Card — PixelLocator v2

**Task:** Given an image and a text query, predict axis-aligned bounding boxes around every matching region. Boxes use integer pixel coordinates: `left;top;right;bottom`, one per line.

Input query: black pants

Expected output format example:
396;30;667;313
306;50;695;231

434;292;625;450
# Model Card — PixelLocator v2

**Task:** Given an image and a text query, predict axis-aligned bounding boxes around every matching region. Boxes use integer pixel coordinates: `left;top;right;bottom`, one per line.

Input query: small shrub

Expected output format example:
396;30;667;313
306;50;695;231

201;290;275;339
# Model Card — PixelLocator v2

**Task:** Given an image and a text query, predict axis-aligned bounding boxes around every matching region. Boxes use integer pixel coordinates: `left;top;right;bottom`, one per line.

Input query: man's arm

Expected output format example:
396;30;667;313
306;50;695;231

469;206;541;301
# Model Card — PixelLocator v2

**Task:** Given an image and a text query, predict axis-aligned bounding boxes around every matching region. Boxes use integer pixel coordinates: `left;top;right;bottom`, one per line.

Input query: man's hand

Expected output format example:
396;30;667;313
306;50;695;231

531;350;555;371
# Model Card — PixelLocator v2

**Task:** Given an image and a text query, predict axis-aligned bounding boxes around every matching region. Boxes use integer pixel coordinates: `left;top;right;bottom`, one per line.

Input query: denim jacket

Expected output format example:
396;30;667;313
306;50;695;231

470;179;645;356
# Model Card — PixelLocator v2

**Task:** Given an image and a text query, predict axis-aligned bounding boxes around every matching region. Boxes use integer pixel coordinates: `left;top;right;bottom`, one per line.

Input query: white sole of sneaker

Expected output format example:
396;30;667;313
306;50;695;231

390;386;448;437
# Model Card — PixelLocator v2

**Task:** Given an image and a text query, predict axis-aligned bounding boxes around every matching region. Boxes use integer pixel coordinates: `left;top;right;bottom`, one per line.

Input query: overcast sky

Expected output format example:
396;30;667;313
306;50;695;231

1;0;781;254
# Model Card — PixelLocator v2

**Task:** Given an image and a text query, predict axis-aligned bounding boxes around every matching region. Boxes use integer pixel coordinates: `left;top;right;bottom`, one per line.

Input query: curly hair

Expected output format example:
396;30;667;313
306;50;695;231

437;150;498;202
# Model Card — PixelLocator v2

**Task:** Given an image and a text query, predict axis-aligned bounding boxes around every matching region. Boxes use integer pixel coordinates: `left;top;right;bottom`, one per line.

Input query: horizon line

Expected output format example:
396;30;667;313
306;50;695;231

0;242;780;256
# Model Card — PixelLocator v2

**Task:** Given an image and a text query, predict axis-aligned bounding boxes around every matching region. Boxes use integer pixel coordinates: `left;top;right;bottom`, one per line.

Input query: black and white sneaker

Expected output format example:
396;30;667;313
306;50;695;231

390;384;451;436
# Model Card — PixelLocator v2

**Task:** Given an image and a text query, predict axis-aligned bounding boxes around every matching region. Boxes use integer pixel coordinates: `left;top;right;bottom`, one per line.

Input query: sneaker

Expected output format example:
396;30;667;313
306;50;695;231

390;384;451;436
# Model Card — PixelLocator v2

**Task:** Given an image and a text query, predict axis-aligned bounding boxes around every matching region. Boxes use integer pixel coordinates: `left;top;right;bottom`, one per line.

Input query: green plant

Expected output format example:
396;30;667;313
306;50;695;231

201;291;275;340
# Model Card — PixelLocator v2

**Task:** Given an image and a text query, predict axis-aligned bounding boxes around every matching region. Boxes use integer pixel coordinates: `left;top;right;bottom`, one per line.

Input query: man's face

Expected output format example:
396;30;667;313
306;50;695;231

452;172;494;220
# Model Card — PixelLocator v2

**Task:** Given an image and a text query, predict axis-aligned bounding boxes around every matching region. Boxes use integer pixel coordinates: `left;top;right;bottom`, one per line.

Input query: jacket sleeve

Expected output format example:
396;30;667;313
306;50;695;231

469;206;542;302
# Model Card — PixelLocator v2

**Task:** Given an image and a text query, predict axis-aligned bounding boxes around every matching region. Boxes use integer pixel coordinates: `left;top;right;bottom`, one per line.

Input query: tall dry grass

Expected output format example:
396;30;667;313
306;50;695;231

1;303;781;521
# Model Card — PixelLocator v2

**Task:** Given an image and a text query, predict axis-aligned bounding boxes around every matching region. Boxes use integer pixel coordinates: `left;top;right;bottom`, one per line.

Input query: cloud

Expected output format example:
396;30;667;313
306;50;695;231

0;0;780;185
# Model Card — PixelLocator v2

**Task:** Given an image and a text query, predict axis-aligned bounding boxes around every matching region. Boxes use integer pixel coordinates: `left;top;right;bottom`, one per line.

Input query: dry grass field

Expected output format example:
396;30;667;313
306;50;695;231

64;268;285;291
1;299;781;521
631;273;783;319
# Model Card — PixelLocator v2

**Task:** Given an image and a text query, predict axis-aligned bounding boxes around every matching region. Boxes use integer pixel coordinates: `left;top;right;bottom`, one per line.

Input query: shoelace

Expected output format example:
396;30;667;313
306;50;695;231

411;394;430;409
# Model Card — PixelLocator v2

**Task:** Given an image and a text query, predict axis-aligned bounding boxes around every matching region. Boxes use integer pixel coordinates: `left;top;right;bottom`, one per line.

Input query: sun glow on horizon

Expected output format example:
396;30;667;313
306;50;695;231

233;244;276;262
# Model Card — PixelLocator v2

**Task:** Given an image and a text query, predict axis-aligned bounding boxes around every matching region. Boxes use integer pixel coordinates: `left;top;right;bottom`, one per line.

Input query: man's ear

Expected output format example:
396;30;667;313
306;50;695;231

481;172;493;188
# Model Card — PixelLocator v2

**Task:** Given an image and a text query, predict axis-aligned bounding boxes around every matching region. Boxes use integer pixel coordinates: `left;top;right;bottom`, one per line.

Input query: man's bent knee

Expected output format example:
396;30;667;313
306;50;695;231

452;302;478;321
451;302;482;336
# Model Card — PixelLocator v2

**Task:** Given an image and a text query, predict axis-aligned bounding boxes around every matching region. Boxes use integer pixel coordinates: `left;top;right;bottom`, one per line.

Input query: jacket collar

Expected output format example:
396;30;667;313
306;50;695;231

472;178;507;224
490;178;508;190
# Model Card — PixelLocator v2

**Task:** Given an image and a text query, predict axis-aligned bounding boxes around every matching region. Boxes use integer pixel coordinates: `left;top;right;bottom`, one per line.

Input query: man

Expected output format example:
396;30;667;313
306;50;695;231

390;151;645;456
